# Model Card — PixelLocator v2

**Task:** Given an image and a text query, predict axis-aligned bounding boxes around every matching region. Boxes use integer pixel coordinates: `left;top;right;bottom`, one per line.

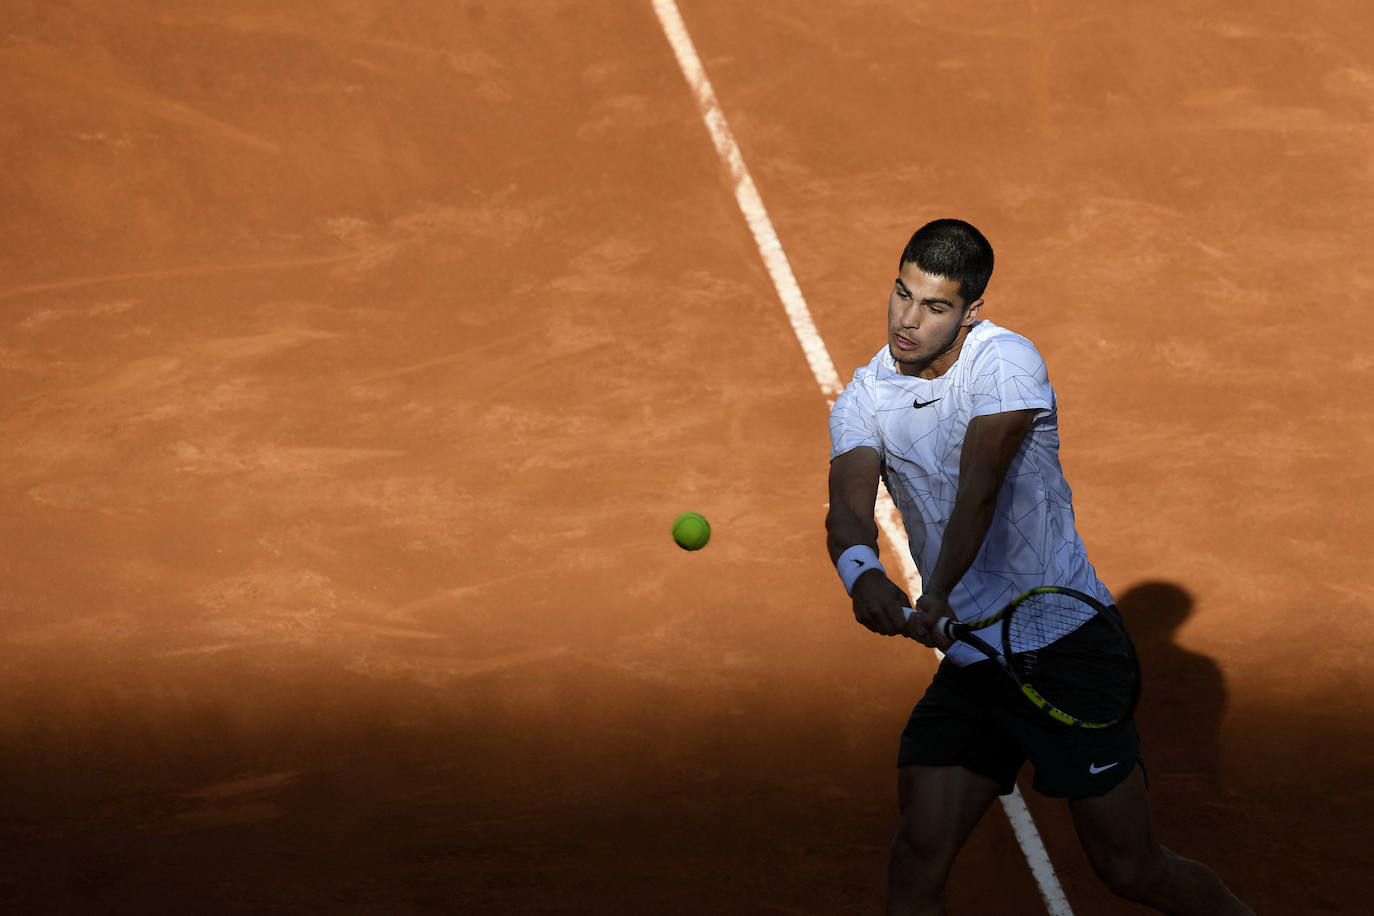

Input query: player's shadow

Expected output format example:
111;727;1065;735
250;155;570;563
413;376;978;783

1117;581;1228;805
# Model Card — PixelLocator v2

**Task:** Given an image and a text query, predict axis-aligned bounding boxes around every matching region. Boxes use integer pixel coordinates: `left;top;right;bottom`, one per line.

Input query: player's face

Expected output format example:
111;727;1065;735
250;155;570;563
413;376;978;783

888;264;982;378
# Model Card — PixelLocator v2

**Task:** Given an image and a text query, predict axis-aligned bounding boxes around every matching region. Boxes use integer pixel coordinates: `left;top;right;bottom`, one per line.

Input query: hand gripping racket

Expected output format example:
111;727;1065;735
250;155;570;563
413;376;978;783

923;586;1141;729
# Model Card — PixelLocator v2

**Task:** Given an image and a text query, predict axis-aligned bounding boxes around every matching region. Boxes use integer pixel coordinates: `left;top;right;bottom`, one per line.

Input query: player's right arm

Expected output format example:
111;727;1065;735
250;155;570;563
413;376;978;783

826;447;911;636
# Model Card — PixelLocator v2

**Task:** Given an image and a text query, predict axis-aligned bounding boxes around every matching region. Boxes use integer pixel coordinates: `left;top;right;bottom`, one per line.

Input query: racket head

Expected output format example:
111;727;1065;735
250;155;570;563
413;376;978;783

1001;587;1140;729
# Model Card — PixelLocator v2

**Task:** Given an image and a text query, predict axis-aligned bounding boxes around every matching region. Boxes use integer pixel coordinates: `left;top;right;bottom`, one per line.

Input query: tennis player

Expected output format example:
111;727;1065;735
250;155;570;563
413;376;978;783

826;220;1252;914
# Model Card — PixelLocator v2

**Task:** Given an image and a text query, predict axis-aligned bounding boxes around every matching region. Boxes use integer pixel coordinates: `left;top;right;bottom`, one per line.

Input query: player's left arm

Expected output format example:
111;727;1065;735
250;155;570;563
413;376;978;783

907;408;1039;647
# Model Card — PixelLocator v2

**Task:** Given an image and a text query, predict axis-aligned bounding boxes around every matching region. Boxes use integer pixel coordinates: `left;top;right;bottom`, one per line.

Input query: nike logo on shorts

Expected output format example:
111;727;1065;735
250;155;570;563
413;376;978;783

1089;761;1120;775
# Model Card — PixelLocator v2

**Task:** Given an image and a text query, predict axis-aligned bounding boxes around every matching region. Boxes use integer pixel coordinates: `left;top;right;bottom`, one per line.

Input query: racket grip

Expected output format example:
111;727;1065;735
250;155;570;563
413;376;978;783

935;616;955;639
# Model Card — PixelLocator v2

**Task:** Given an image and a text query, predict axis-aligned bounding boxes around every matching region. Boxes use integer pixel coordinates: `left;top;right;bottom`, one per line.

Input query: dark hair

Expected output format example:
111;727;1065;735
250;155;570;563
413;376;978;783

899;219;994;305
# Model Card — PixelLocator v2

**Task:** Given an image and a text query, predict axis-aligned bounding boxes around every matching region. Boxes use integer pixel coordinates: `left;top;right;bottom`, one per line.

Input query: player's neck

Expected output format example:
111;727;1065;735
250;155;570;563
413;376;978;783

897;331;969;379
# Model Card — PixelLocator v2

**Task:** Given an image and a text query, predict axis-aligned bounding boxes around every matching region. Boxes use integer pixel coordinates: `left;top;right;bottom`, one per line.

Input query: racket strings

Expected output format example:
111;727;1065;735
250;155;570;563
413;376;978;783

1005;592;1139;727
1004;590;1099;656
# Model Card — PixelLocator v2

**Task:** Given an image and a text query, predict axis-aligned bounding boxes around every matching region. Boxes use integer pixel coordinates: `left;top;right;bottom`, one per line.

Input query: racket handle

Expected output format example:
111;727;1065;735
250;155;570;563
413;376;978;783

935;616;955;639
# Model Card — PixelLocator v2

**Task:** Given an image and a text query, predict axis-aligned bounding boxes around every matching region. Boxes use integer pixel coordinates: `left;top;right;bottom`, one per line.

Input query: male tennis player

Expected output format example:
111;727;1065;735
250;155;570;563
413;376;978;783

826;219;1252;915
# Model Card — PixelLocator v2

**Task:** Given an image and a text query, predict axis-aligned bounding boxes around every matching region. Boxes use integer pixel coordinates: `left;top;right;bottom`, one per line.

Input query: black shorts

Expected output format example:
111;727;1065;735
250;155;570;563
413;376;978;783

897;648;1143;799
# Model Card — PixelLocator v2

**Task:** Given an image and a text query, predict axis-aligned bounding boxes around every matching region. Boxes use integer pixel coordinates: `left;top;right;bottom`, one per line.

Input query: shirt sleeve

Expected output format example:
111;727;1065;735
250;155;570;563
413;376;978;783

966;333;1055;420
829;366;883;460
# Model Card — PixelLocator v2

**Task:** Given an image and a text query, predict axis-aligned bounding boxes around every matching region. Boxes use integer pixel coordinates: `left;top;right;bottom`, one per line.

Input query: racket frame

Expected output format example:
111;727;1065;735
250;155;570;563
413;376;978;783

936;586;1140;729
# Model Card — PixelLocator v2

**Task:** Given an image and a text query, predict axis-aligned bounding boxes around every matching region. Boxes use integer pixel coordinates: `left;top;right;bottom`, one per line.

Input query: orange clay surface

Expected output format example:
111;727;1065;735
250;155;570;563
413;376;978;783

3;3;1373;914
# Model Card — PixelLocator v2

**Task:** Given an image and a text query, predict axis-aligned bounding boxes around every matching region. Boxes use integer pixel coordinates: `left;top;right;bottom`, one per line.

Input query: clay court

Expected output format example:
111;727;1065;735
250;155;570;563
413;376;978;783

3;2;1372;913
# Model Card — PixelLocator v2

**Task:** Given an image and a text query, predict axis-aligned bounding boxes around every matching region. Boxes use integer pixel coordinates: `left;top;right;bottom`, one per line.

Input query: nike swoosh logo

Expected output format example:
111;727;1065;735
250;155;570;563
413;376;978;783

912;397;941;409
1088;762;1120;775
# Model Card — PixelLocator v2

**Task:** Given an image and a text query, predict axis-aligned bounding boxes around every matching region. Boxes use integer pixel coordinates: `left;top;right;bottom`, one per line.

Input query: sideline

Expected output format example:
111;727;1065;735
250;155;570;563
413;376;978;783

649;2;1072;913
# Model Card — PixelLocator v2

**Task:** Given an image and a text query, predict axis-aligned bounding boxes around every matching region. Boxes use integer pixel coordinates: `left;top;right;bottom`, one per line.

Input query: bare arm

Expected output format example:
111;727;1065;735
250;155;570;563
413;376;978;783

826;447;911;636
826;447;881;563
909;408;1039;646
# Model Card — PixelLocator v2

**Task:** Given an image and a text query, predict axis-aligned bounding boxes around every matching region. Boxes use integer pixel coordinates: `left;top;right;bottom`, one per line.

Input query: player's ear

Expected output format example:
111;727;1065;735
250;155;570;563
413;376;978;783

962;297;984;326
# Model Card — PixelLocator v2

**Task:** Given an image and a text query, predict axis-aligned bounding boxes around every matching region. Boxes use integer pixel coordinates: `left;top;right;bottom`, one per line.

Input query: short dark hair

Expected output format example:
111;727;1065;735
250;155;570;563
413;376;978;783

899;219;994;305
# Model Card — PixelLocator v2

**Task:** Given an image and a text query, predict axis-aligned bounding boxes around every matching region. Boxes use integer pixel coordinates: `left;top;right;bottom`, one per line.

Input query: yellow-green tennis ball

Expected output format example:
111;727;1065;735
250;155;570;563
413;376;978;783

672;512;711;551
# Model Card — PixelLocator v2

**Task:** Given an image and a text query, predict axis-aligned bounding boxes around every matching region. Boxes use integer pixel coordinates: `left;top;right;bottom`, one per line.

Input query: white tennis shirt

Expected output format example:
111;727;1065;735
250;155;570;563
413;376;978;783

829;319;1114;666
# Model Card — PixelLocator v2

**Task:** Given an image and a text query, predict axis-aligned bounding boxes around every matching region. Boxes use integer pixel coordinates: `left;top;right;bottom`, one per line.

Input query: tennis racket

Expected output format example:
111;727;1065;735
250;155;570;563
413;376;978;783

908;586;1140;729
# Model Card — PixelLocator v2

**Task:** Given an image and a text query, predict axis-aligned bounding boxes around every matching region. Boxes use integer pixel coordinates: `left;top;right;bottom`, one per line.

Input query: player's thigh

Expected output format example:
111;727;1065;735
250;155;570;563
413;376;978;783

898;658;1025;793
896;764;1003;860
1067;765;1165;877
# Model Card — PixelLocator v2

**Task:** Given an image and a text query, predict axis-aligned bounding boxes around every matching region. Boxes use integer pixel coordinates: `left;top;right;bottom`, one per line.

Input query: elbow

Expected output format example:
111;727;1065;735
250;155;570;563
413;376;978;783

959;471;1005;516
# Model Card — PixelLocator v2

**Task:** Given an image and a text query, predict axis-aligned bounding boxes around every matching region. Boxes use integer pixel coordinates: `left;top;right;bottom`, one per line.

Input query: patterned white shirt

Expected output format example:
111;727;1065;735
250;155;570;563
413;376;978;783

829;319;1113;666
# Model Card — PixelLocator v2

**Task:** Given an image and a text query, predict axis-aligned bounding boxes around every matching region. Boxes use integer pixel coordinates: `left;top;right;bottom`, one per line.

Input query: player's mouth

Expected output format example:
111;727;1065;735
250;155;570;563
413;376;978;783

892;333;918;351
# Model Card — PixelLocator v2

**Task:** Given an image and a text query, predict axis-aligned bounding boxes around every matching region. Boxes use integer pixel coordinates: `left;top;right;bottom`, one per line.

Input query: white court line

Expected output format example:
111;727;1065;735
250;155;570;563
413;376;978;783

649;2;1073;914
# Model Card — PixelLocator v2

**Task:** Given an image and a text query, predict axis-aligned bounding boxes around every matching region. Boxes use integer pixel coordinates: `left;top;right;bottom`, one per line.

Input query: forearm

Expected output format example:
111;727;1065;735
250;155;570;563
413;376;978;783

925;470;1000;594
926;410;1036;595
826;503;879;564
826;447;882;565
827;450;911;636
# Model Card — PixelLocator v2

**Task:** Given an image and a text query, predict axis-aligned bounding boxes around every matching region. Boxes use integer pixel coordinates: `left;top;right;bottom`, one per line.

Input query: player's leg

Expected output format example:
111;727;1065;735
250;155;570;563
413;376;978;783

888;764;1001;916
1068;765;1254;915
889;660;1023;915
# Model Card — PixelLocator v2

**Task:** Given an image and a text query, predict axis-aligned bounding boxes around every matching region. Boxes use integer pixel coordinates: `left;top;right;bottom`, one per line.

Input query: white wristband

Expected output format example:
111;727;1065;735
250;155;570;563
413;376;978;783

837;545;885;595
